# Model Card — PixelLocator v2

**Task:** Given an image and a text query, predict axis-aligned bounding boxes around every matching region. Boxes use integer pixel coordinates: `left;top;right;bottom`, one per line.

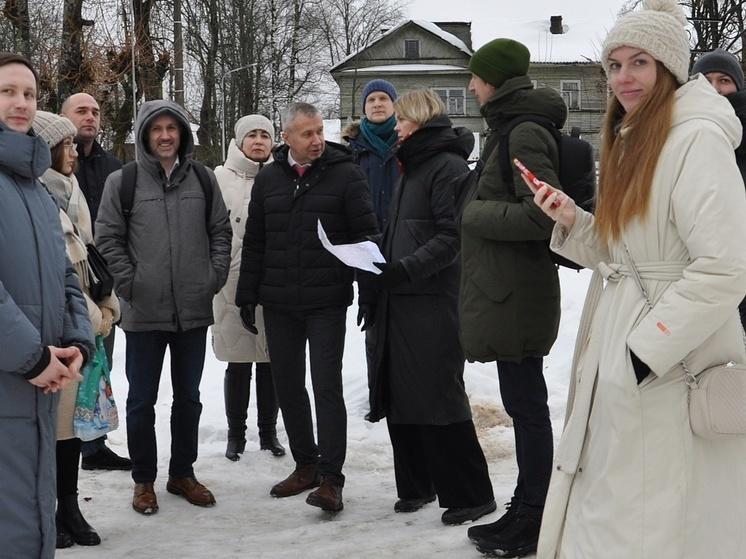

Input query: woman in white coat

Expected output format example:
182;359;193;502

34;111;121;549
497;1;746;559
213;115;285;461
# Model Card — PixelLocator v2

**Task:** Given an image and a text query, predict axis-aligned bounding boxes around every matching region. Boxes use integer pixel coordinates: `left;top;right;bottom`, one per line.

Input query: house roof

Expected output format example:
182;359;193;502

339;64;468;74
330;19;472;72
411;20;472;56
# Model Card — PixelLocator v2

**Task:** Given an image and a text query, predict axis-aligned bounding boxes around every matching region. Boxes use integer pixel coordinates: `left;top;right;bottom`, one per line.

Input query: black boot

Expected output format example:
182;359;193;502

56;518;74;549
225;438;247;462
224;363;251;461
259;431;286;457
57;495;101;546
476;505;542;558
256;363;285;457
468;497;520;543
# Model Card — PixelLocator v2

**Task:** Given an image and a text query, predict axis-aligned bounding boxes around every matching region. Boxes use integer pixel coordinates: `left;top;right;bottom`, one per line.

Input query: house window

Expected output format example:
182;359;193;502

433;87;465;115
404;39;420;59
560;80;581;110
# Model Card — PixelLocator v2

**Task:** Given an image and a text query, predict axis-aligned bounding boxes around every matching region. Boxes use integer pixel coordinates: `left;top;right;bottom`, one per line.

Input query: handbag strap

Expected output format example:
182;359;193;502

623;244;698;387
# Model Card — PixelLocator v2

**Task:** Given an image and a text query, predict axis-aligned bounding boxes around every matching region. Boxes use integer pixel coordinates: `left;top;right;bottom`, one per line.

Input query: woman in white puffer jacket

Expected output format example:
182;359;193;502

212;115;285;461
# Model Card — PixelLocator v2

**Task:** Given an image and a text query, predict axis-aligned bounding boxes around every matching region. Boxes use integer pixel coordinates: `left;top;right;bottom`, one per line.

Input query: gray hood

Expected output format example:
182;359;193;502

134;100;194;177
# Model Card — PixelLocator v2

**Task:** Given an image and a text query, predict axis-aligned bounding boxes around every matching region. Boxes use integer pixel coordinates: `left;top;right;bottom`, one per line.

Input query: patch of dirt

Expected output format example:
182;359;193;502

471;402;513;429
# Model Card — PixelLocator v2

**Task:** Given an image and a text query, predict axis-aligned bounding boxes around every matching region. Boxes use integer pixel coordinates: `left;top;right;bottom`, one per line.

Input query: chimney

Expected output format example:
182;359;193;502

550;15;563;35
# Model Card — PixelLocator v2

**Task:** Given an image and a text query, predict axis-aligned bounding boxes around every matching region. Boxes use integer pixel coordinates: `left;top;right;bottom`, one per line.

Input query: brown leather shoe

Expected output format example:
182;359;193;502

166;476;216;507
133;482;158;515
306;476;344;512
270;464;320;498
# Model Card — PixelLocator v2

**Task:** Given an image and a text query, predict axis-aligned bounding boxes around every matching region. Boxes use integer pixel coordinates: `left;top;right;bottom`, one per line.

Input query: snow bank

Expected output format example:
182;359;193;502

64;268;592;558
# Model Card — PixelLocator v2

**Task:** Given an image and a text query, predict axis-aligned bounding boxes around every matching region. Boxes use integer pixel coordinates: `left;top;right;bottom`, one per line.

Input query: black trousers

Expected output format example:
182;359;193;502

263;306;347;481
224;361;279;439
496;357;553;510
387;421;494;509
56;438;82;498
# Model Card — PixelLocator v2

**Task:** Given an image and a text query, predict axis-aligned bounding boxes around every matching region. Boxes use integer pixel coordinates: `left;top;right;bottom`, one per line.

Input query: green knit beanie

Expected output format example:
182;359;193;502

468;38;531;87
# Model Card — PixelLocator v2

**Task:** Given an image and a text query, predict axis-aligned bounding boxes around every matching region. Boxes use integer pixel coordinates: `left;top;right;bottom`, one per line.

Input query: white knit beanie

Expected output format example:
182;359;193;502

234;114;275;148
601;0;691;85
33;111;77;148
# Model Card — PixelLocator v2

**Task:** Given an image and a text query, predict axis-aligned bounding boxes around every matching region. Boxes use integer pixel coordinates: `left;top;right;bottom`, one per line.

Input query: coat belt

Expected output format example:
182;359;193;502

557;260;687;474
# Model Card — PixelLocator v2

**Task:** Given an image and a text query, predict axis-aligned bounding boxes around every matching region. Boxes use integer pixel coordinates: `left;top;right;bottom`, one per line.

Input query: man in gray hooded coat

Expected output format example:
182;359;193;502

96;99;231;515
0;52;93;559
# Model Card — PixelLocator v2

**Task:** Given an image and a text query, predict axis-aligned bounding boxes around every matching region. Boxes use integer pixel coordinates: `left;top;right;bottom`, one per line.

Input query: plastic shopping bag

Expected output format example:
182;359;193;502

73;335;119;441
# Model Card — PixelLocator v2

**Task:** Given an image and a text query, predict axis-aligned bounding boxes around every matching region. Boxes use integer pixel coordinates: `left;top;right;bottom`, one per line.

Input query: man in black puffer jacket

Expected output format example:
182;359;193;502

236;102;378;513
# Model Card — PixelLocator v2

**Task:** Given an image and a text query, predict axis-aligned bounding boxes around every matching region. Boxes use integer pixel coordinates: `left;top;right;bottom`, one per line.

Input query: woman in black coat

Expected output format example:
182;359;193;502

361;89;495;525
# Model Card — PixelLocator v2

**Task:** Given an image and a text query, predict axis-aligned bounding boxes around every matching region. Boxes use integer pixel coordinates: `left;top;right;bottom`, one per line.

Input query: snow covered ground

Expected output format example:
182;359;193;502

62;268;592;559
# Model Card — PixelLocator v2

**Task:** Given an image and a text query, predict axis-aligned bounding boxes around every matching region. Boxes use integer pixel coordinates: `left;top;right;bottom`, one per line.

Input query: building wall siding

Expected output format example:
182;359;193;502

332;22;608;157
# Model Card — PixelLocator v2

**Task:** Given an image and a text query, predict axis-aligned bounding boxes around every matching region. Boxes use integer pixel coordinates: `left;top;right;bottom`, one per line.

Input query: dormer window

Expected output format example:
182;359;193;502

404;40;420;59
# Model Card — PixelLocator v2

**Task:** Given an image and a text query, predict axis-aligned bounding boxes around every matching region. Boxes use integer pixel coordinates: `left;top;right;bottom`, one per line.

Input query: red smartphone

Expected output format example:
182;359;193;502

513;158;562;207
513;158;542;190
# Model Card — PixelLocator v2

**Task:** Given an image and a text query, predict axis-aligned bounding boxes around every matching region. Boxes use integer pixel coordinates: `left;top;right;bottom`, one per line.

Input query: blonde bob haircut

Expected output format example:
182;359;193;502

393;89;447;125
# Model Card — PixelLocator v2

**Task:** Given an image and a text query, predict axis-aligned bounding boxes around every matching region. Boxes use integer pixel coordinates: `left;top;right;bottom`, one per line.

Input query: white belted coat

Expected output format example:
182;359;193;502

538;76;746;559
211;140;270;363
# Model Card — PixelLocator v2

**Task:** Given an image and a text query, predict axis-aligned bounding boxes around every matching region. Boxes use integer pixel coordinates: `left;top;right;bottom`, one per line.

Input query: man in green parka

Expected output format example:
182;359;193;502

458;39;565;558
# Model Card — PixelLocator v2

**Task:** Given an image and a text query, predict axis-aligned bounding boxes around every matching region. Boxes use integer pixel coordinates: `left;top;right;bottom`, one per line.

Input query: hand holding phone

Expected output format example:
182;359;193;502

513;158;564;208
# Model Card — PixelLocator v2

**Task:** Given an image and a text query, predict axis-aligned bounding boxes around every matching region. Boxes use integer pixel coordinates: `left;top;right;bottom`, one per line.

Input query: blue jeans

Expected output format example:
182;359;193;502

124;327;207;483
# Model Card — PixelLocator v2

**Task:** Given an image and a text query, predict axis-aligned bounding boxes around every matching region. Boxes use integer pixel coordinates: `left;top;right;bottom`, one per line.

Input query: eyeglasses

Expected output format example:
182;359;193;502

62;141;78;154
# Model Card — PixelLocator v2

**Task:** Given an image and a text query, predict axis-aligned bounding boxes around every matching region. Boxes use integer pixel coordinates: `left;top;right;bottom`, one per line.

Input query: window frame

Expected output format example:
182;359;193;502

560;79;582;111
404;39;420;60
432;87;466;116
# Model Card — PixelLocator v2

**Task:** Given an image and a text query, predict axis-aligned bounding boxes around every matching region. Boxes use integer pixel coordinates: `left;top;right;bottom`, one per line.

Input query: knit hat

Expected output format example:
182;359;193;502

32;111;77;148
468;38;530;88
360;79;398;111
601;0;690;85
692;48;744;91
234;114;275;148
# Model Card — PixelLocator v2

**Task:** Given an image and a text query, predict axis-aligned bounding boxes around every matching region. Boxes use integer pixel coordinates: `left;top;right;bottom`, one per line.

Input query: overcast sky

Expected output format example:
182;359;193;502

405;0;629;57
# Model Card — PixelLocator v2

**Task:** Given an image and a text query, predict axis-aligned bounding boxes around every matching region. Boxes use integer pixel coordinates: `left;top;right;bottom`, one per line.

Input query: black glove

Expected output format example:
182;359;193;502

357;304;376;331
239;304;258;335
373;261;409;290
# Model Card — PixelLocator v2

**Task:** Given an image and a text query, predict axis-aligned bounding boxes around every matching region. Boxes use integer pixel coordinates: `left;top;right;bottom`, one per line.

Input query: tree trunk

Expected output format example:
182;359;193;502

58;0;87;102
133;0;164;101
197;0;219;161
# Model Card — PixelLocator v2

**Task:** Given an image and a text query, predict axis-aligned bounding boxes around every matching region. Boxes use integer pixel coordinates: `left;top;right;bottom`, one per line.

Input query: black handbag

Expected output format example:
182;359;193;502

85;244;114;303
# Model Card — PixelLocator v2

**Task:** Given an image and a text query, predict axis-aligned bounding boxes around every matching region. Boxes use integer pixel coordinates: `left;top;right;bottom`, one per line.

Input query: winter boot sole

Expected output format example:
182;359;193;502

476;541;538;558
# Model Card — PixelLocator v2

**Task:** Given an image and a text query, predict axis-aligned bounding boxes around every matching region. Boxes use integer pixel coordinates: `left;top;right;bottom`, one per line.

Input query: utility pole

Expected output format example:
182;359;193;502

173;0;185;106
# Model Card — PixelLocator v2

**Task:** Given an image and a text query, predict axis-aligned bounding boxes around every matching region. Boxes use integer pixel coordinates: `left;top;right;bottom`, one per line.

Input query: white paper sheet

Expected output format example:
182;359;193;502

317;219;385;274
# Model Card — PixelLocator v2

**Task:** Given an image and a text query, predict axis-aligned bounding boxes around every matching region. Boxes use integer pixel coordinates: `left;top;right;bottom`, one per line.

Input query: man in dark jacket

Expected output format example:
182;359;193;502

236;102;378;513
60;91;131;472
343;79;400;229
96;100;231;516
691;49;746;329
457;39;565;558
0;52;93;559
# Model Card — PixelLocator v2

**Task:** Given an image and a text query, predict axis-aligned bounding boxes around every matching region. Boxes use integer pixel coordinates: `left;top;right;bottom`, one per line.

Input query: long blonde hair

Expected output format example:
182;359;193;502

595;62;679;243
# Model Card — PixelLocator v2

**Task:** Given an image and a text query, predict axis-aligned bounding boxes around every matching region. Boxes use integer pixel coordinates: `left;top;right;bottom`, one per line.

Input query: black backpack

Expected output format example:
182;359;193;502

120;160;213;227
499;115;596;270
453;137;498;227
